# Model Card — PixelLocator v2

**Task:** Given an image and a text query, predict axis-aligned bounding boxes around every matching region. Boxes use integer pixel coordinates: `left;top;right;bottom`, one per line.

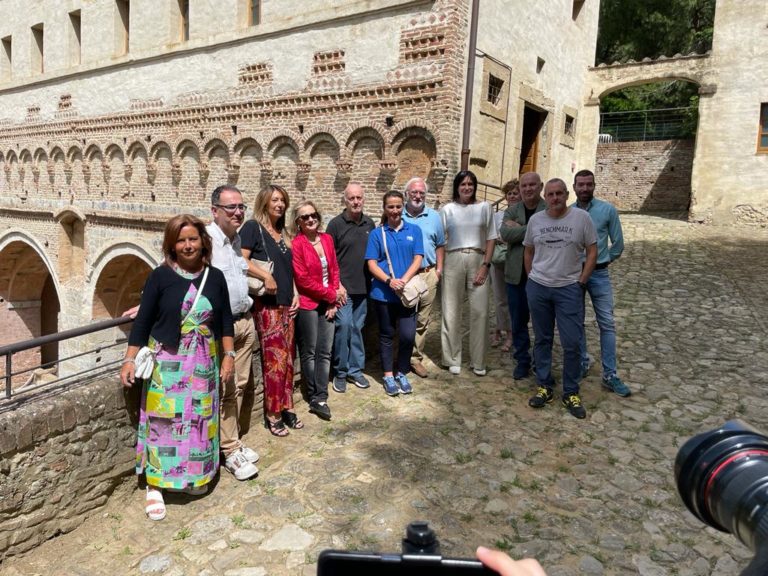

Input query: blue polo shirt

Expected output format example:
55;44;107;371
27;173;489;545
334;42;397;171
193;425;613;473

572;198;624;265
402;206;445;268
365;221;424;303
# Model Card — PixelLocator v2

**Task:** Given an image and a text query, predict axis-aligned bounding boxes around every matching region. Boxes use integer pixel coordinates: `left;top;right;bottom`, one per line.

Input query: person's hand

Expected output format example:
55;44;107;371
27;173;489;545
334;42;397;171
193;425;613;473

264;274;278;295
473;265;490;286
389;278;406;292
120;362;135;388
122;305;140;319
436;269;442;283
288;294;300;318
503;219;521;228
325;306;337;321
336;286;347;306
220;355;235;384
476;547;547;576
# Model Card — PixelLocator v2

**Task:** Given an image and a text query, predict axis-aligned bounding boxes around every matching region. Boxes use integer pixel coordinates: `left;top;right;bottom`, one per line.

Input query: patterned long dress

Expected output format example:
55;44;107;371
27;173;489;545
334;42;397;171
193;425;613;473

136;277;220;490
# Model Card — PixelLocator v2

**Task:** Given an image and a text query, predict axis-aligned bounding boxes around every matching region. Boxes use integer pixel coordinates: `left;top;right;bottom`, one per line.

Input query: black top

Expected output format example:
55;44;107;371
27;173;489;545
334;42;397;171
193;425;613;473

240;220;294;307
129;265;234;349
326;211;375;295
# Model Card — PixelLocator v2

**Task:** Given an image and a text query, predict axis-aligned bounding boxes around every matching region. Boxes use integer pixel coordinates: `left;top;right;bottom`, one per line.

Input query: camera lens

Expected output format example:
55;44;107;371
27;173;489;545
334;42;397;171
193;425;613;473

675;419;768;552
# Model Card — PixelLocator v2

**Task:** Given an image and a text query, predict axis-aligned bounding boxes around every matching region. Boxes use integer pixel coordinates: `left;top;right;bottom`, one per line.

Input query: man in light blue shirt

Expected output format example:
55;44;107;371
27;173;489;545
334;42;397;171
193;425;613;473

573;169;630;397
402;177;445;378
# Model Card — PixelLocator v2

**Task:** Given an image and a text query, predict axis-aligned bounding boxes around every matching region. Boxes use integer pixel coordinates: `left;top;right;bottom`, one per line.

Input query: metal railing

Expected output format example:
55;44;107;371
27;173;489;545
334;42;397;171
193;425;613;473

599;106;697;142
0;316;133;400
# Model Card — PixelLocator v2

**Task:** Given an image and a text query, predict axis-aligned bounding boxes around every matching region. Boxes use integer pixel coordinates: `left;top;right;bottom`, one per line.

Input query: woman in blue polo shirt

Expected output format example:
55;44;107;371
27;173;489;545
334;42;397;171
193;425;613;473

365;190;424;396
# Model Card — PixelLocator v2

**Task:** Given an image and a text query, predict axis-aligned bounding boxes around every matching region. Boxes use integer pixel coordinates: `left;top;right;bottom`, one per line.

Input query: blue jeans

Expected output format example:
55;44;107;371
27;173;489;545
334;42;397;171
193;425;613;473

505;281;532;367
580;268;617;379
526;279;583;395
333;294;367;379
296;304;335;403
374;300;417;375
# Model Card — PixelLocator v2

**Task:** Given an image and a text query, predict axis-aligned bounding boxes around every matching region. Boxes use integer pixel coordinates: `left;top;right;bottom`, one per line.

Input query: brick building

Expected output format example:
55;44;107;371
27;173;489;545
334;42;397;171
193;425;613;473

0;0;600;380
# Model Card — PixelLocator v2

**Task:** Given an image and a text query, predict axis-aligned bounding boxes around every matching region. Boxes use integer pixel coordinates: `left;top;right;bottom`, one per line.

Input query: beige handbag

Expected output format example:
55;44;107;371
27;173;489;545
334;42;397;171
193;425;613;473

381;227;428;309
247;224;273;297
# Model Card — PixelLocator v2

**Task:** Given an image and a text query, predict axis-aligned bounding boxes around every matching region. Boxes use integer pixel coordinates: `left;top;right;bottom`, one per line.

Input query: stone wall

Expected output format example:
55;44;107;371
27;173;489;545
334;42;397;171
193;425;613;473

0;376;137;559
595;140;694;212
0;355;265;560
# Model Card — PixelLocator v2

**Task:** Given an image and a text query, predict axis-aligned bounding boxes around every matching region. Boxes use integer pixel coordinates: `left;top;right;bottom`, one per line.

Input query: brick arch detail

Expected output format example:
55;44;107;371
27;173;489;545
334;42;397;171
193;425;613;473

0;229;61;300
203;138;230;160
389;122;440;155
304;131;341;156
104;143;125;160
149;140;172;161
266;132;302;158
53;206;87;224
88;241;157;320
127;140;148;161
66;145;83;163
87;239;159;284
18;149;32;163
175;138;200;159
344;125;388;158
49;146;66;161
233;137;264;157
84;144;103;162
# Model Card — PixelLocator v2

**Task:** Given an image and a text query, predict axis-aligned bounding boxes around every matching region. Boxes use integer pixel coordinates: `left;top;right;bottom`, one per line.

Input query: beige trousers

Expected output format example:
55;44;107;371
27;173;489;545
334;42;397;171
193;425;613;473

441;250;490;370
220;316;257;456
410;267;440;364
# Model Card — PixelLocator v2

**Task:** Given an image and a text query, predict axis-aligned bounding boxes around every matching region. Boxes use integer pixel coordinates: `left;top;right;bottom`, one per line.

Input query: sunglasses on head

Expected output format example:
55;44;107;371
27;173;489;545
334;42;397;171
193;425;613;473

297;212;320;222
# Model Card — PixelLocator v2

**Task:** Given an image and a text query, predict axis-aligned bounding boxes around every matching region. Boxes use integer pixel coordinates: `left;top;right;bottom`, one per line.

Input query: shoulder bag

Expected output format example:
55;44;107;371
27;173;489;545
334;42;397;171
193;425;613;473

247;223;274;297
134;266;210;379
381;227;428;309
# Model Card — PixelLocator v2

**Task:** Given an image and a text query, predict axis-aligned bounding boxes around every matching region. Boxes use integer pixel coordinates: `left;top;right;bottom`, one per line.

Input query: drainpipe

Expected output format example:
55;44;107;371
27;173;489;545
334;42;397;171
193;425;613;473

460;0;480;171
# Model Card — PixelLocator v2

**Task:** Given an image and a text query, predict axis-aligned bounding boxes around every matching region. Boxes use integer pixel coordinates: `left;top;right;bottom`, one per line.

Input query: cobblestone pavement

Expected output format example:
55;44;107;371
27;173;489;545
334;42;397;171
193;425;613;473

3;215;768;576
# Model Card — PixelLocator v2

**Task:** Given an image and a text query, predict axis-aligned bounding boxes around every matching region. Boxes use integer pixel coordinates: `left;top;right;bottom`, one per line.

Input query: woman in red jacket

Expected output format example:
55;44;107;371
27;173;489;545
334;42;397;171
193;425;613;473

291;200;346;420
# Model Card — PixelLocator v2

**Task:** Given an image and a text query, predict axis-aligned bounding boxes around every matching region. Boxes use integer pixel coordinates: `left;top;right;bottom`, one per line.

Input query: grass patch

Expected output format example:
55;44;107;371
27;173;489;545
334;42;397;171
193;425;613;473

173;527;192;541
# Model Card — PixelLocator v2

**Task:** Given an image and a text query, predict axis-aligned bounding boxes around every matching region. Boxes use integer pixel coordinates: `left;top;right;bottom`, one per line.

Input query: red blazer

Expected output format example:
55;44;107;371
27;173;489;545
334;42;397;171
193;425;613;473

292;233;340;310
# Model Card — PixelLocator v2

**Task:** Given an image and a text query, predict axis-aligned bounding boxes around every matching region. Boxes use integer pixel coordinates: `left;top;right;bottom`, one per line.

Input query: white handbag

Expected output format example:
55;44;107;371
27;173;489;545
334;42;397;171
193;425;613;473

380;227;428;309
134;346;155;380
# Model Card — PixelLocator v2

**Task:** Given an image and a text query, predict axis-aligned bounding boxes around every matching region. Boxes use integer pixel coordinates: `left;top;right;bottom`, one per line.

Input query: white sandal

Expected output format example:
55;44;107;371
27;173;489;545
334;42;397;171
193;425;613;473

145;487;166;521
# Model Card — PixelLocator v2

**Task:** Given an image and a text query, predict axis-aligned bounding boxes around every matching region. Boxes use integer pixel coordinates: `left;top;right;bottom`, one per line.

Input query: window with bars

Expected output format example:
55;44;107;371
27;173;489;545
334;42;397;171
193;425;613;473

487;74;503;106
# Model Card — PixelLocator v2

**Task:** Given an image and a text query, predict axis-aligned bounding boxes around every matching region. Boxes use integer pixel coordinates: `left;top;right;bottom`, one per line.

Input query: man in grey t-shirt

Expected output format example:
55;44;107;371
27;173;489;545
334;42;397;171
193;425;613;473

523;178;597;419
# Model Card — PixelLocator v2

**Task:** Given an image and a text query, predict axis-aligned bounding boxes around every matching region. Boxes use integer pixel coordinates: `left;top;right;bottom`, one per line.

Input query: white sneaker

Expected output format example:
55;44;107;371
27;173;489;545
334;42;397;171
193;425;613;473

240;445;260;464
449;366;461;375
472;368;487;376
224;449;259;480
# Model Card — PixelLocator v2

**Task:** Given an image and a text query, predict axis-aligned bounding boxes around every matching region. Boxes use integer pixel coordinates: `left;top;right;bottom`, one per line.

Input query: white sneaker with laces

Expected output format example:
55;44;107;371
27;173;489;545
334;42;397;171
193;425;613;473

449;366;461;375
224;449;259;480
240;445;259;464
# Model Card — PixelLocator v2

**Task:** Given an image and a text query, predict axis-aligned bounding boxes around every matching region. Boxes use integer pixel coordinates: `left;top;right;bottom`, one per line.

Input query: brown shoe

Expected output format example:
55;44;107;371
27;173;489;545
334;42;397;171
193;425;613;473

411;362;429;378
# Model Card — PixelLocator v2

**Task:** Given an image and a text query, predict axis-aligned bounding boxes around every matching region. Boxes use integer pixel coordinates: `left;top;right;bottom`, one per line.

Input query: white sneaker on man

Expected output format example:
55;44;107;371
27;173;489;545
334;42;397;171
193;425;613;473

240;445;259;464
224;448;259;480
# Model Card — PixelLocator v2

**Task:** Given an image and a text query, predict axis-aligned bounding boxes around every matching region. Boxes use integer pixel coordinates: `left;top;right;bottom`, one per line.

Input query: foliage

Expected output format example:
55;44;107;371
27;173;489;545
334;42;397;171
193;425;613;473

597;0;715;118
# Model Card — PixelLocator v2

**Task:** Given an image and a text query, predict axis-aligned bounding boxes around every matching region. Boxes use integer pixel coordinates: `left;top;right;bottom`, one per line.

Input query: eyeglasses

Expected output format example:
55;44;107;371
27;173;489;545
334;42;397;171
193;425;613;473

297;212;320;222
214;203;246;214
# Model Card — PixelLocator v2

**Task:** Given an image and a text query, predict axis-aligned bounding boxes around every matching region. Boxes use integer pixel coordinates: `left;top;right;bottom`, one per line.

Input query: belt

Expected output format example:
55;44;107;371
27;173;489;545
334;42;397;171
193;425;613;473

420;265;435;273
595;262;610;270
233;311;251;321
449;248;484;255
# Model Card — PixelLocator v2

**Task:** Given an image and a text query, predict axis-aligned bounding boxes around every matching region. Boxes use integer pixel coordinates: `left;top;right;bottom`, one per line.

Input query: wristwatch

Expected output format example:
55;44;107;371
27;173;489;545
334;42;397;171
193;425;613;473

482;261;491;268
224;350;236;358
385;278;392;286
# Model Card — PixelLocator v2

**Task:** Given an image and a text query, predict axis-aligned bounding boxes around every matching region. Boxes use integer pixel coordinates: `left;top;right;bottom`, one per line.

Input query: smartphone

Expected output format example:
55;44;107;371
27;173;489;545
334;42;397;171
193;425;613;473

317;550;499;576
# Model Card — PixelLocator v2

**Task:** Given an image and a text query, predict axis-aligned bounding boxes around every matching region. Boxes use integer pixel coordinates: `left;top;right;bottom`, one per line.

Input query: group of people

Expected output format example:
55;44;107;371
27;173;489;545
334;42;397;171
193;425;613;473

118;167;628;521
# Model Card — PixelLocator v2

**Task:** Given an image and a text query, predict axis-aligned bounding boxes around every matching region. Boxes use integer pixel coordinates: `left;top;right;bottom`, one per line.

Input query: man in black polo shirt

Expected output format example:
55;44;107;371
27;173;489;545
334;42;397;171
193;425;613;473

326;182;376;393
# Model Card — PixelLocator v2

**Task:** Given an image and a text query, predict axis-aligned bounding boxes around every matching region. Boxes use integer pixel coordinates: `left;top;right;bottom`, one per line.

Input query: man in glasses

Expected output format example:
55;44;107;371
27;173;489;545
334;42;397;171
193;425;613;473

206;185;259;481
402;176;445;378
326;182;376;393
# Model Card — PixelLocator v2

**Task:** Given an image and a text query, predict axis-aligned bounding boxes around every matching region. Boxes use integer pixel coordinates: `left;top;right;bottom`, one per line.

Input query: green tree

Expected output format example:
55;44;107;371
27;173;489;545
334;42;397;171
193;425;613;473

597;0;715;128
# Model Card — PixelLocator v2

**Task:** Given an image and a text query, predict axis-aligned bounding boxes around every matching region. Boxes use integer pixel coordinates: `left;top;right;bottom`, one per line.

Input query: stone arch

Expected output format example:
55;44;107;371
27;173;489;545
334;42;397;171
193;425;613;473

126;141;149;199
391;125;437;188
266;134;300;190
233;137;264;199
105;143;127;197
346;127;386;192
89;242;156;320
84;144;106;197
175;139;202;197
345;125;388;157
0;231;61;371
305;132;341;198
33;147;49;193
204;138;230;190
4;150;20;193
149;140;174;198
18;149;35;194
49;147;67;197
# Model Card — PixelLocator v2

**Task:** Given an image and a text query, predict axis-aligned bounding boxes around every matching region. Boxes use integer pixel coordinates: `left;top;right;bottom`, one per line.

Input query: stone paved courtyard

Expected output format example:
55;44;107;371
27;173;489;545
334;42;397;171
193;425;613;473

3;214;768;576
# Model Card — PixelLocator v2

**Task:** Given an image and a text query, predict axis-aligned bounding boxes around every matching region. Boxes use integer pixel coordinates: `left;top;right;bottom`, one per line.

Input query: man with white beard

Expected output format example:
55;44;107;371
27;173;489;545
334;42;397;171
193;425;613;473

402;177;445;378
